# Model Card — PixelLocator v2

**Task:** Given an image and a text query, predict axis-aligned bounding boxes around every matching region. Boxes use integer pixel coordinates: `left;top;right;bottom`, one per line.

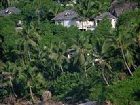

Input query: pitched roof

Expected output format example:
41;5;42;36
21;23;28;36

0;7;21;16
110;1;138;17
52;10;78;21
95;12;117;20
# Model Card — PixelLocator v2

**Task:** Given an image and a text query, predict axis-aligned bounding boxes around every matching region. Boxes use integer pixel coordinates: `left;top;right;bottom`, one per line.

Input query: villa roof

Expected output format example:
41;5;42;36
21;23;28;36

0;7;21;16
95;12;117;20
52;10;78;21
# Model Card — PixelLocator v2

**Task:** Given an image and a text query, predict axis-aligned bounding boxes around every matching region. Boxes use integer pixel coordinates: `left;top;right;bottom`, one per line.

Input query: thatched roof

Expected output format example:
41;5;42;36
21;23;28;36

110;1;138;17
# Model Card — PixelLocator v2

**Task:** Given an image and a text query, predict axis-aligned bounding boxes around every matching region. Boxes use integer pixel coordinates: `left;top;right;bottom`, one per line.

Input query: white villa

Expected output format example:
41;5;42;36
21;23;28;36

52;10;117;31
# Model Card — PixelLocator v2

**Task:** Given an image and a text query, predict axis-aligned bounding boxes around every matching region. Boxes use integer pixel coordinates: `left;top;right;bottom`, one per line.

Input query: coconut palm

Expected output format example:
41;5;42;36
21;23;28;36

75;0;110;18
115;10;140;76
90;18;115;85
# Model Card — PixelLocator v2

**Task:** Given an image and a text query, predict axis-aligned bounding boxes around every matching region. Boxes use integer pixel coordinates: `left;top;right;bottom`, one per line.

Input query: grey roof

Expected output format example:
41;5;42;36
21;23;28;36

95;12;117;20
52;10;78;21
0;7;21;16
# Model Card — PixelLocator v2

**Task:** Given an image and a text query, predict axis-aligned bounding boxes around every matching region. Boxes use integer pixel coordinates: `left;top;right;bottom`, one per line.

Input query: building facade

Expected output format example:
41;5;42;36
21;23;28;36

52;10;117;30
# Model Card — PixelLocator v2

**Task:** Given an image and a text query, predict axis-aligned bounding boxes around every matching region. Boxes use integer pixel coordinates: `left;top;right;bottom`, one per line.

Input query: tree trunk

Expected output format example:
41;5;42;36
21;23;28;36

84;66;87;78
101;69;109;86
29;85;35;103
9;76;17;98
60;65;64;73
120;42;133;76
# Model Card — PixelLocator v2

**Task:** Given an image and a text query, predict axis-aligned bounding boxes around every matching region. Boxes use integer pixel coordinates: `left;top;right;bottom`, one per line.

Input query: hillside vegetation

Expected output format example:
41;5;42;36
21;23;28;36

0;0;140;105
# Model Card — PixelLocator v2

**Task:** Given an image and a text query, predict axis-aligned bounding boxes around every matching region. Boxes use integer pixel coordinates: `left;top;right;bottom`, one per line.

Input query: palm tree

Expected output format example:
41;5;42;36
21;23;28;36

92;38;113;86
75;0;96;18
115;10;140;76
75;0;110;18
91;18;114;85
47;41;67;73
68;33;94;78
117;38;134;76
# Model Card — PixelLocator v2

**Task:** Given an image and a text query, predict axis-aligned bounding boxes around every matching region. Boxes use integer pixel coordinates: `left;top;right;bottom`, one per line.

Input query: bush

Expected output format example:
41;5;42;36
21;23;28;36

106;68;140;105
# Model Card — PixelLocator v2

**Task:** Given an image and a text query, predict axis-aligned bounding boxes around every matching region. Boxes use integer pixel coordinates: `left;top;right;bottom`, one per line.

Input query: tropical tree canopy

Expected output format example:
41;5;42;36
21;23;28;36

0;0;140;105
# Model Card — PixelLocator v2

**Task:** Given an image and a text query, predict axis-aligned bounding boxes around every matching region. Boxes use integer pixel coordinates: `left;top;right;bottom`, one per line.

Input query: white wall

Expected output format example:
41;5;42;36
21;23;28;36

76;20;95;30
63;20;76;27
111;19;117;28
55;20;96;30
56;20;76;27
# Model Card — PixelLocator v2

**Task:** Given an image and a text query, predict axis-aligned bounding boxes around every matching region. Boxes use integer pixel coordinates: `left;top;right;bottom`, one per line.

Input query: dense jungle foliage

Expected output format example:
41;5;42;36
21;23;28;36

0;0;140;105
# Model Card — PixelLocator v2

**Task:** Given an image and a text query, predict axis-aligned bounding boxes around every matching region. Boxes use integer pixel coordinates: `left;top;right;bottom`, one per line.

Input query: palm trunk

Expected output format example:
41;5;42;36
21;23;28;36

29;85;35;103
9;77;17;98
28;51;31;61
120;42;133;76
60;65;64;73
101;69;109;86
84;66;87;78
